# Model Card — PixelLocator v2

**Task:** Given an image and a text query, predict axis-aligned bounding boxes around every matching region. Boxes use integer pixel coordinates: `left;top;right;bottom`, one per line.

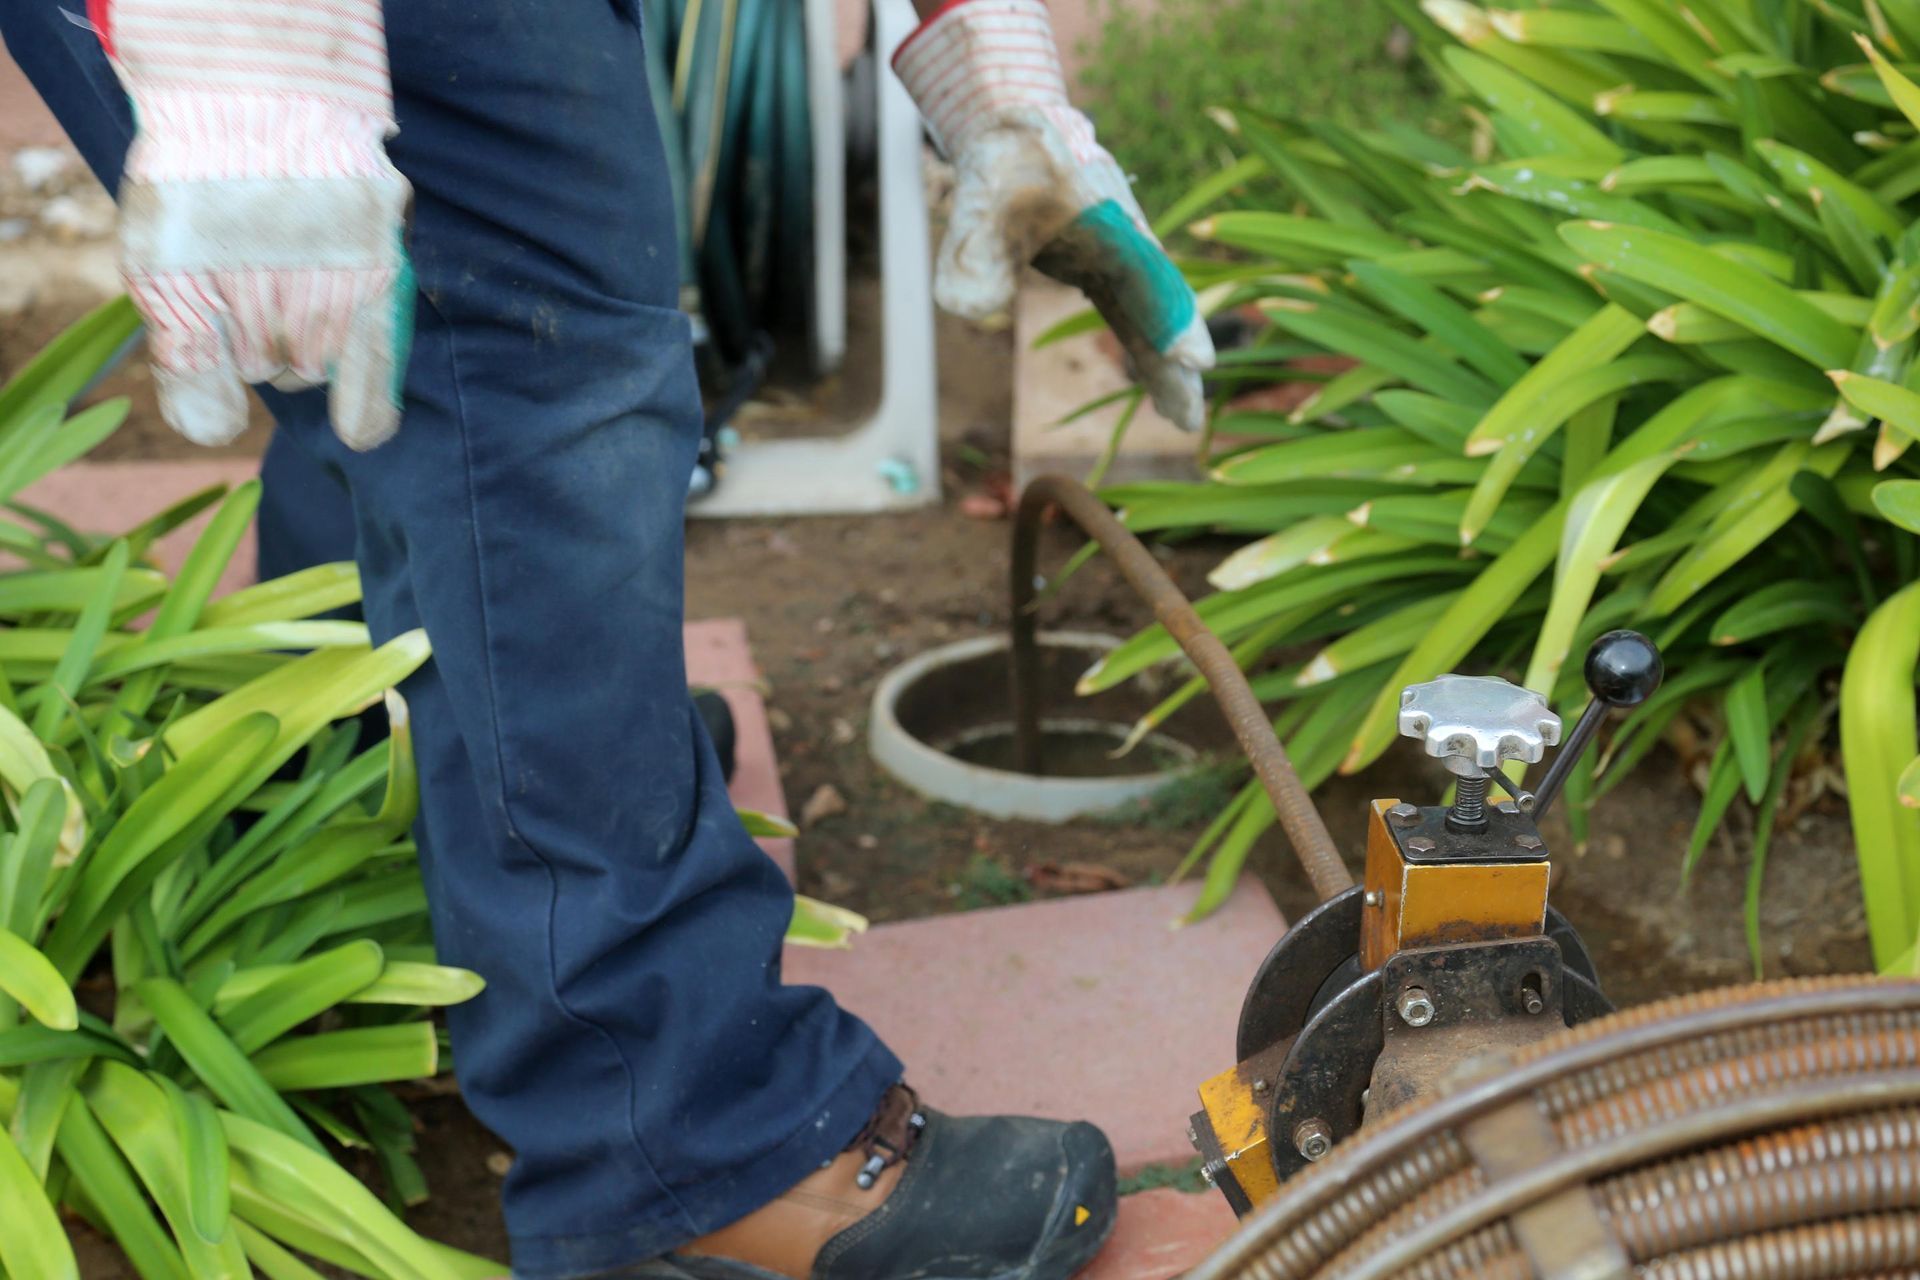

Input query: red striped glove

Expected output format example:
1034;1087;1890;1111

90;0;412;450
894;0;1213;429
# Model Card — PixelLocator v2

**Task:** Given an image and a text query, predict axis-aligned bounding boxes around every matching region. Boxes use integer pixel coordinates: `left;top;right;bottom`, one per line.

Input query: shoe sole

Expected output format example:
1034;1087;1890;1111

632;1206;1115;1280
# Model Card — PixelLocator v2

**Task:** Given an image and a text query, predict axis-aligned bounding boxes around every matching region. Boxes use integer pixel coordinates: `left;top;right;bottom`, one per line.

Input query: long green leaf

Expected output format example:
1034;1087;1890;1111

1841;580;1920;969
1724;666;1772;803
1559;221;1857;369
0;1123;75;1280
58;1093;193;1280
217;940;385;1054
86;1064;247;1276
43;713;279;980
135;978;321;1153
1523;454;1677;695
222;1111;502;1279
0;928;76;1030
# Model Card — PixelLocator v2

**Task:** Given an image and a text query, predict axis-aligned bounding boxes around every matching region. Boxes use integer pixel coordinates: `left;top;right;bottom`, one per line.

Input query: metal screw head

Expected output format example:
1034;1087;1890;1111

1397;986;1436;1028
1387;802;1420;827
1293;1119;1333;1162
1514;833;1545;852
1252;1078;1269;1094
1200;1159;1222;1187
1363;889;1384;907
1405;836;1437;855
1521;988;1546;1015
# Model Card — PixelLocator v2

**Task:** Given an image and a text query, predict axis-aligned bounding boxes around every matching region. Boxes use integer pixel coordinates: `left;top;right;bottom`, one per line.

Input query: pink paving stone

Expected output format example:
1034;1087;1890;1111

784;879;1287;1175
1082;1190;1240;1280
18;458;263;595
684;617;796;879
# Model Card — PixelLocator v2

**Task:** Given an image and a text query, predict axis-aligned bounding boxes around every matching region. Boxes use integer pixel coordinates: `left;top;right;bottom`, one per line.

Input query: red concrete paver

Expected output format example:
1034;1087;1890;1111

19;457;262;594
784;880;1287;1174
684;617;796;879
1082;1190;1240;1280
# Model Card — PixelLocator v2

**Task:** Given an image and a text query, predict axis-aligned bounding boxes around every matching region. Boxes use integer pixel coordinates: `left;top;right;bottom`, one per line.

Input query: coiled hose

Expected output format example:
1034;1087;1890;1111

1190;975;1920;1280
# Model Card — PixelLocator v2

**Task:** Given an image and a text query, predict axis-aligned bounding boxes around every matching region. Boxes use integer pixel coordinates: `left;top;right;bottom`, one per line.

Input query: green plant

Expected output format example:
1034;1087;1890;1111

0;299;862;1277
1076;0;1441;219
1079;0;1920;973
0;298;501;1278
951;853;1034;909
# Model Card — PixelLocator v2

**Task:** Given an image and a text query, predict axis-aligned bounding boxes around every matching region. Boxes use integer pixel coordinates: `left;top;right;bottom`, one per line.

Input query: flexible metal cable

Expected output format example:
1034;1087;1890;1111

1188;976;1920;1280
1008;473;1353;901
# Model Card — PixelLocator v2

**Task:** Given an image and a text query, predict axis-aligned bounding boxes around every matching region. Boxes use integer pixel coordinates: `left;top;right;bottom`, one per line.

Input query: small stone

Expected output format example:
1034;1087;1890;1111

0;218;29;243
11;147;73;192
485;1152;513;1177
815;617;836;635
856;834;879;850
801;784;848;828
767;707;794;733
878;588;900;606
38;193;115;240
817;674;845;694
830;717;857;746
873;641;897;661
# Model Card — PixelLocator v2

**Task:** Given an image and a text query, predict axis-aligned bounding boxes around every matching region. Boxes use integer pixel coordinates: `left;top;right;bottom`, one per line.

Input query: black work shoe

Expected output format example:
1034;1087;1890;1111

643;1106;1117;1280
813;1110;1117;1280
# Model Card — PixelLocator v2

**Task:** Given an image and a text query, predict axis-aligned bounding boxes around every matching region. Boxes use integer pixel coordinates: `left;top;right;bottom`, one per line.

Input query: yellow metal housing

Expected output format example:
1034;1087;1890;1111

1196;1060;1281;1209
1360;798;1549;971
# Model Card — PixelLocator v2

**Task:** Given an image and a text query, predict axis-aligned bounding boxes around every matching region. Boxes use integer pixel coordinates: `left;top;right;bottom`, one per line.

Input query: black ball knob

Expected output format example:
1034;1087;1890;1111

1584;630;1662;707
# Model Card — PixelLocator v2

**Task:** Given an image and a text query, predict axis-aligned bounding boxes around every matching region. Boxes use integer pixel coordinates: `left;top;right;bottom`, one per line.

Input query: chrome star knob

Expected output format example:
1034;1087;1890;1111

1396;675;1562;779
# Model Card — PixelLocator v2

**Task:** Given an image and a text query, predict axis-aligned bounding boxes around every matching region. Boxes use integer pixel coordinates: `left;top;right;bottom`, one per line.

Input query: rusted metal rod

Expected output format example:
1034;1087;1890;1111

1009;473;1354;902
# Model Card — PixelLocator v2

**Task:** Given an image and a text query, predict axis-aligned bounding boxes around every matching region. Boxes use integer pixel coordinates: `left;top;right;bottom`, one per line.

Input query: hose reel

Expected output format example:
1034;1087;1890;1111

644;0;819;495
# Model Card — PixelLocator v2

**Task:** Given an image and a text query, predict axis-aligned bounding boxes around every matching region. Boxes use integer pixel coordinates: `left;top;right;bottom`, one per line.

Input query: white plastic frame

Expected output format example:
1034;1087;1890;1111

691;0;941;518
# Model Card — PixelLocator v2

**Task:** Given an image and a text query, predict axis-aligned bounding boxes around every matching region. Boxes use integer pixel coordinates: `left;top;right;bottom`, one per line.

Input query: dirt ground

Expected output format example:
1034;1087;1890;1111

2;133;1873;1276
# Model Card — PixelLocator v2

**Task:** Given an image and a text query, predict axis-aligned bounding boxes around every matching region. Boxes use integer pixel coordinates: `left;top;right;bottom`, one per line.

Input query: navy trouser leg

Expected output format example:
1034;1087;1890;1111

0;5;902;1275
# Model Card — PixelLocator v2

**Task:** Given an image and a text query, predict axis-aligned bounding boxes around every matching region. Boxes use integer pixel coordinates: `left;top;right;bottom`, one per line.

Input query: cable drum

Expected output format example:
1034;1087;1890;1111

1190;976;1920;1280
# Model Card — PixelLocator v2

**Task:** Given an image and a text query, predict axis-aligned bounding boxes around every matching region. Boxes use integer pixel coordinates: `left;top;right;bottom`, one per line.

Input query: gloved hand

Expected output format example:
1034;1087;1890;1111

90;0;412;450
894;0;1214;430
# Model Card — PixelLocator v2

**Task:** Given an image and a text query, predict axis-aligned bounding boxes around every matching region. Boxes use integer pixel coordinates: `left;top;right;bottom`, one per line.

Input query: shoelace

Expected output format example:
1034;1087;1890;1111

849;1084;928;1190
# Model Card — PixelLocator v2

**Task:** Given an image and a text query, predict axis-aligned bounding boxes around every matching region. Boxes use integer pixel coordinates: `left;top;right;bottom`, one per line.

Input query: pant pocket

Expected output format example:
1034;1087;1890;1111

610;0;640;21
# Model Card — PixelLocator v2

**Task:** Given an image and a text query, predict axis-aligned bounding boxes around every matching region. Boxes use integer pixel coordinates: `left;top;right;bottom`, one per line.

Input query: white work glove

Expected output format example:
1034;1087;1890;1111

894;0;1214;430
92;0;412;450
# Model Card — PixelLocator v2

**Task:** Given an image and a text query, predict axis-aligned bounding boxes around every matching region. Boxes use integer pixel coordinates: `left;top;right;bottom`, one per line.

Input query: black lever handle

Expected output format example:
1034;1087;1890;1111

1525;630;1663;822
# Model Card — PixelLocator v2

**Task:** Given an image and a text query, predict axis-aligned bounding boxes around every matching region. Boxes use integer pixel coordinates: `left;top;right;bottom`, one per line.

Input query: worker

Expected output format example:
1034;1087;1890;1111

0;1;1213;1276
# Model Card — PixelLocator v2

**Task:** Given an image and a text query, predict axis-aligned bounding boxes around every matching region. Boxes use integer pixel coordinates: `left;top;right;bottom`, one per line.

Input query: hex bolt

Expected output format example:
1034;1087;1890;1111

1293;1119;1333;1163
1405;836;1437;855
1252;1078;1269;1094
1521;972;1546;1015
1397;986;1436;1027
1364;889;1384;907
1200;1159;1224;1187
1387;802;1420;827
1514;832;1545;852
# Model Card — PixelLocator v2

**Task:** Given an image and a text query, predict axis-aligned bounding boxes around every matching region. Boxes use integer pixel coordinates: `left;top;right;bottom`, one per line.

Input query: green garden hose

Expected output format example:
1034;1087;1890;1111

647;0;816;366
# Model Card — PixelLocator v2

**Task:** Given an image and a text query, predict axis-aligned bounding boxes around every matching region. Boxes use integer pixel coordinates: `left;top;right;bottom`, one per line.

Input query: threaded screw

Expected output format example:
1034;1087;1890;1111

1449;775;1490;830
